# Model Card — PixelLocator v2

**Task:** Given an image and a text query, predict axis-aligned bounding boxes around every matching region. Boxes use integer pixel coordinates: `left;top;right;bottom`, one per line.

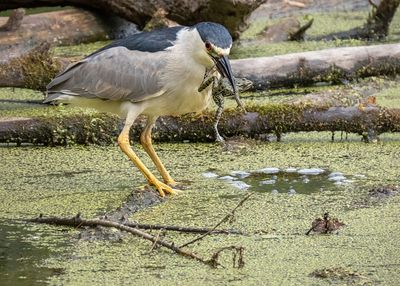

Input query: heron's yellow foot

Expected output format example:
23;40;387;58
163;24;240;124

164;178;177;187
148;177;180;197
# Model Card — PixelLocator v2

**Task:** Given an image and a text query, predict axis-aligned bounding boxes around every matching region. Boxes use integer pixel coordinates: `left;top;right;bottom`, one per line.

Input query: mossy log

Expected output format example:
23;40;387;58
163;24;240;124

1;104;399;146
0;8;138;50
232;43;400;89
3;43;400;91
0;42;69;91
0;0;264;39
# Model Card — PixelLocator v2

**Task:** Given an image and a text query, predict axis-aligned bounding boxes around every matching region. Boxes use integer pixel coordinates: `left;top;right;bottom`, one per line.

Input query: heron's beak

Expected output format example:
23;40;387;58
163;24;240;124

213;55;237;93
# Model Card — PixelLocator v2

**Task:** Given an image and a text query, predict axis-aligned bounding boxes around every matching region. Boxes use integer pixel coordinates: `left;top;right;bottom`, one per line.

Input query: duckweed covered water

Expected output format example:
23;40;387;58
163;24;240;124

0;221;68;286
0;137;400;285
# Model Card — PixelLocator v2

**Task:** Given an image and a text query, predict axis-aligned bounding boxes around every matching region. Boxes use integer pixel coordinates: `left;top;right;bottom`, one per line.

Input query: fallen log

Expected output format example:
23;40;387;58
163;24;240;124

0;8;138;51
0;0;264;38
1;104;399;145
231;43;400;89
2;43;400;91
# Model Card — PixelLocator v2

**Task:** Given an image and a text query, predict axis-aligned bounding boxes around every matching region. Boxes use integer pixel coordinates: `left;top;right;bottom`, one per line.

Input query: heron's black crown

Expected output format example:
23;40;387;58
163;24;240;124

89;22;232;57
194;22;232;49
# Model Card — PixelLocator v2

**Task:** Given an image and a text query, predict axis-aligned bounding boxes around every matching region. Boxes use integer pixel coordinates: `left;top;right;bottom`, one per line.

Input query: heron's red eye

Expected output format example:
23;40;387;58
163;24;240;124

205;42;212;51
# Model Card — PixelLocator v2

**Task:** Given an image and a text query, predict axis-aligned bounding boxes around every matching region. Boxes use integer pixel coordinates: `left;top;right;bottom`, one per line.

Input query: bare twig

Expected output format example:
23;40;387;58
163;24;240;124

28;214;217;266
208;246;245;268
180;193;253;248
149;229;163;252
368;0;379;8
125;221;244;235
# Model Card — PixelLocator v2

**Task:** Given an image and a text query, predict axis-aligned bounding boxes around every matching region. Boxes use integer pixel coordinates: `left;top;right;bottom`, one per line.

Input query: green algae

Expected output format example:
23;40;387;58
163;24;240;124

1;138;400;285
52;41;110;58
374;85;400;108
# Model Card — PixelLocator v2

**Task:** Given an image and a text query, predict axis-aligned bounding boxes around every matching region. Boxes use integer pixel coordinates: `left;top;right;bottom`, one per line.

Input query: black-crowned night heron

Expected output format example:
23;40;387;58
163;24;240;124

44;22;236;196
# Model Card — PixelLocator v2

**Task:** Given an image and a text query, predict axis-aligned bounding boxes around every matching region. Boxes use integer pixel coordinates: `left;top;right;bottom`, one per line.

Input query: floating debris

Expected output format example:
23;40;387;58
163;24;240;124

298;168;325;175
202;172;219;178
230;170;251;179
369;185;399;198
328;175;346;182
218;175;236;181
310;267;369;284
260;179;276;185
257;167;280;174
306;212;345;235
230;181;251;190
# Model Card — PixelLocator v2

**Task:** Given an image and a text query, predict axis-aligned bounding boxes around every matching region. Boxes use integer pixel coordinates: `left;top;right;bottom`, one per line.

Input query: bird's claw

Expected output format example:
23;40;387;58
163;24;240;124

148;178;181;197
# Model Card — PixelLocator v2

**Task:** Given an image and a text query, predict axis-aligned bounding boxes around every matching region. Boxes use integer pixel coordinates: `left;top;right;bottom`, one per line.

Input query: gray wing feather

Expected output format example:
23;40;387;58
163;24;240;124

47;47;167;102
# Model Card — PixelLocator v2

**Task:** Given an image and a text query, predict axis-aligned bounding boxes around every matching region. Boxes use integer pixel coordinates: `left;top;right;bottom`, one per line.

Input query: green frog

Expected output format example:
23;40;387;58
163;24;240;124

198;72;252;142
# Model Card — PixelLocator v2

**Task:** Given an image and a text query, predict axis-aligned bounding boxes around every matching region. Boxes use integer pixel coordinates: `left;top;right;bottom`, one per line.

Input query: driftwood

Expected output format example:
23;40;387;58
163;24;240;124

232;43;400;89
1;104;399;145
316;0;400;40
0;0;264;38
2;43;400;91
0;8;139;51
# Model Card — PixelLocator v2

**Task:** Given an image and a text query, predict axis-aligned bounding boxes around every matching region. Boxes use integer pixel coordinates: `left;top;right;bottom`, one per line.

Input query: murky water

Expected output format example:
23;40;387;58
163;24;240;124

0;220;67;286
204;168;363;194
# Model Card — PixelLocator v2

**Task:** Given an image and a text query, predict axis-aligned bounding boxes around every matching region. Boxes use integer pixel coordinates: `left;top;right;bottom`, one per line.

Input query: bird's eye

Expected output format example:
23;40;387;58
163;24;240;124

205;42;212;51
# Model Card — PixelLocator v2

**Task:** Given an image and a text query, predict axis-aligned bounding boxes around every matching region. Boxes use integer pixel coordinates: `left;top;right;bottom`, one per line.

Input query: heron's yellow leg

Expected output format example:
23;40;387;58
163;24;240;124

140;122;176;186
118;128;178;196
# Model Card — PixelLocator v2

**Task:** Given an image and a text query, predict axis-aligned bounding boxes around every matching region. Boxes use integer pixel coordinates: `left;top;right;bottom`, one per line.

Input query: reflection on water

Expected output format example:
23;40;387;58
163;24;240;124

0;221;66;286
204;168;364;194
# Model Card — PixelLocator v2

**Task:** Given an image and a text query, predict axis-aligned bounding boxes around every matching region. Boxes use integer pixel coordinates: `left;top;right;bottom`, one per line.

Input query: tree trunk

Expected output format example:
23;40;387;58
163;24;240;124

1;104;399;145
0;0;264;39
